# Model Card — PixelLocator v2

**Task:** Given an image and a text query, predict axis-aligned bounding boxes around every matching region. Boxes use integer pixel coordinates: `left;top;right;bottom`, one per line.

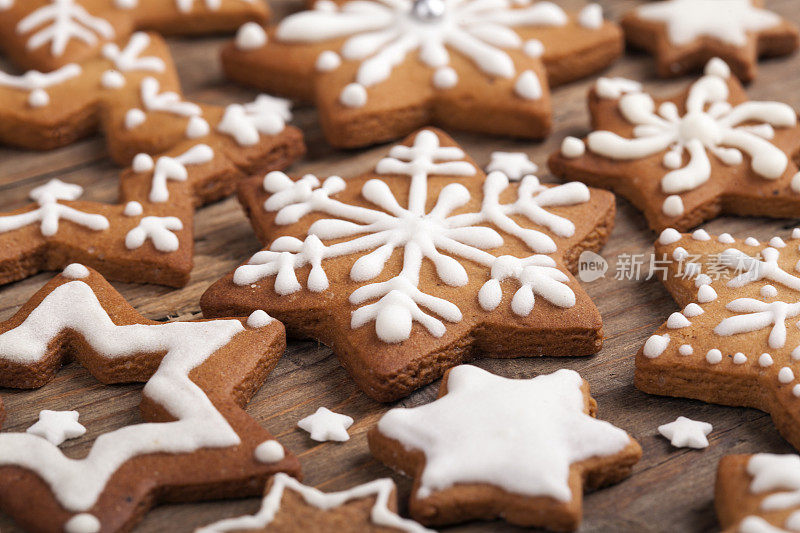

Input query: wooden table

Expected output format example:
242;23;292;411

2;1;800;531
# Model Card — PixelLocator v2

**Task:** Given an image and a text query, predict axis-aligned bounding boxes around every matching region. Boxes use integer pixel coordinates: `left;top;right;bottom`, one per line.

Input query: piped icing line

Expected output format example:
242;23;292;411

0;278;246;512
272;0;611;107
0;63;81;108
737;454;800;532
17;0;115;57
195;473;433;533
232;129;590;343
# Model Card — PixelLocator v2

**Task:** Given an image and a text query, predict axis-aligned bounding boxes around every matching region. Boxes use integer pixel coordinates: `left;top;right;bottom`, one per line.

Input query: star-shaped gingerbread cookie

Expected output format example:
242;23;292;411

197;473;432;532
0;265;299;532
201;128;616;402
368;365;642;530
638;228;800;452
0;0;269;72
220;0;623;147
549;59;800;233
621;0;799;81
716;453;800;532
0;32;304;287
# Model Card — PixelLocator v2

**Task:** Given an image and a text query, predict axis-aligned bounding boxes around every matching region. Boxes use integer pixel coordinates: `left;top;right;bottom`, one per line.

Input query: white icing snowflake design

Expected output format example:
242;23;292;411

275;0;582;107
235;130;591;344
587;60;797;216
18;0;115;57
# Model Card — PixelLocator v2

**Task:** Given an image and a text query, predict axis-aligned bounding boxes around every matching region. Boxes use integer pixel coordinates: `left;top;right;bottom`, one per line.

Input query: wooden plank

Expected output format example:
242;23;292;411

1;0;800;531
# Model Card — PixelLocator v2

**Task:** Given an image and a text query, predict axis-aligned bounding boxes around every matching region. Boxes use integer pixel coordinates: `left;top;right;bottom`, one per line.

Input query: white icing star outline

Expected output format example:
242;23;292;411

234;130;590;343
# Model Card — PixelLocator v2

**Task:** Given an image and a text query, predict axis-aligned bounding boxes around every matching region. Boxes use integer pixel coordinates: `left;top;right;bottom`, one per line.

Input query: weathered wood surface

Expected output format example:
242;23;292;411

2;1;800;531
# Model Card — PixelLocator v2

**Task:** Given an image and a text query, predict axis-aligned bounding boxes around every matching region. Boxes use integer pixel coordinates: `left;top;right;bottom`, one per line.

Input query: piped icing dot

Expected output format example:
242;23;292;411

697;285;717;303
683;303;704;317
658;228;682;245
718;233;735;244
254;440;285;463
694;274;711;287
247;310;274;328
745;237;760;246
132;153;155;173
706;349;722;364
760;285;778;299
733;353;747;365
123;201;143;217
62;264;90;279
792;346;800;361
673;247;688;261
794;384;800;397
793;228;800;240
523;39;544;58
691;229;710;241
644;334;670;358
770;236;787;248
759;353;774;367
340;83;367;108
678;344;693;356
64;513;100;533
792;172;800;193
560;136;585;158
433;67;458;89
779;367;795;384
101;70;125;89
316;50;341;72
236;22;267;50
666;312;690;329
662;195;684;217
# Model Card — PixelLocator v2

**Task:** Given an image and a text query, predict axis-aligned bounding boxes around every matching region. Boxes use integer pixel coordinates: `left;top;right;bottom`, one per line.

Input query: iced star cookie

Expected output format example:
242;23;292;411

368;365;642;530
638;228;800;452
201;128;616;402
0;32;305;287
549;59;800;233
0;265;299;533
621;0;799;81
716;454;800;533
220;0;623;148
197;473;432;532
0;0;270;72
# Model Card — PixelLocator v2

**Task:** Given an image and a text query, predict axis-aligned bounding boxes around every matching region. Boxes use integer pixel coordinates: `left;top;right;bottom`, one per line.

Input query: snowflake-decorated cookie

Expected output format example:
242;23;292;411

368;365;642;529
201;128;616;402
197;473;432;533
549;59;800;233
0;265;299;532
219;0;623;148
621;0;799;81
0;32;304;287
0;0;269;72
717;453;800;532
638;228;800;452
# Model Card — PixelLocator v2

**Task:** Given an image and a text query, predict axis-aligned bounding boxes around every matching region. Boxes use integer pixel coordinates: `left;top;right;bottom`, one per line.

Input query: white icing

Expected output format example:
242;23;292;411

560;136;586;158
706;348;722;364
523;38;543;58
587;60;796;202
101;70;125;89
234;131;588;343
253;440;284;463
17;0;114;57
132;153;154;173
101;32;165;73
275;0;575;104
432;66;457;89
316;50;342;72
697;284;717;303
236;22;267;50
26;410;86;446
63;263;90;279
692;229;711;241
246;310;274;328
662;195;684;217
659;228;682;245
741;454;800;533
0;281;247;512
217;95;291;146
377;366;632;501
0;179;109;237
186;116;210;139
124;108;146;129
759;353;774;367
667;312;690;329
145;144;215;203
485;151;537;181
719;233;735;244
779;367;795;384
734;352;747;364
595;77;642;99
578;3;603;30
135;77;202;126
657;416;712;448
683;303;704;317
0;63;81;108
678;344;693;356
123;201;143;217
196;473;432;533
125;216;183;252
64;513;100;533
637;0;782;47
297;407;354;442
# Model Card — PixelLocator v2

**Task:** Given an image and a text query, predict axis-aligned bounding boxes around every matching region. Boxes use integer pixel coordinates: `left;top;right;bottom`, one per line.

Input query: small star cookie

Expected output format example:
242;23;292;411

297;407;354;442
657;416;713;449
368;365;642;530
26;410;87;446
621;0;799;81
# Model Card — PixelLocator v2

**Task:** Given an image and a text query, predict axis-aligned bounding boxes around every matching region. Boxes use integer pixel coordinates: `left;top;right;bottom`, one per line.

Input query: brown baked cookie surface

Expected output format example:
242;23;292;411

0;0;270;72
0;265;299;533
201;128;616;402
220;1;623;148
0;32;305;288
716;453;800;532
368;365;642;531
549;59;800;233
196;473;432;532
621;0;799;81
637;228;800;452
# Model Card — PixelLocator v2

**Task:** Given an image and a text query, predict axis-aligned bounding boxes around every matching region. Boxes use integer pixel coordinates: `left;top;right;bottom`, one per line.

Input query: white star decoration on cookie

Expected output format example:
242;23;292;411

297;407;354;442
658;416;712;449
26;409;87;446
486;152;538;181
377;366;632;501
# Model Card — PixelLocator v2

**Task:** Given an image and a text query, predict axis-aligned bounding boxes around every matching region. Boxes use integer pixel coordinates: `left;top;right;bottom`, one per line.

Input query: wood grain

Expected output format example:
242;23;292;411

2;1;800;531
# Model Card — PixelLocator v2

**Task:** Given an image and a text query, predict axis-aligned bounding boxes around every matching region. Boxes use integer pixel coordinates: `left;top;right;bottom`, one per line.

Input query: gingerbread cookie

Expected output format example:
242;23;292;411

716;453;800;533
0;0;270;72
549;59;800;233
220;0;623;148
201;128;616;402
621;0;799;81
0;265;299;532
0;32;304;287
197;473;432;532
368;365;641;530
638;228;800;452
